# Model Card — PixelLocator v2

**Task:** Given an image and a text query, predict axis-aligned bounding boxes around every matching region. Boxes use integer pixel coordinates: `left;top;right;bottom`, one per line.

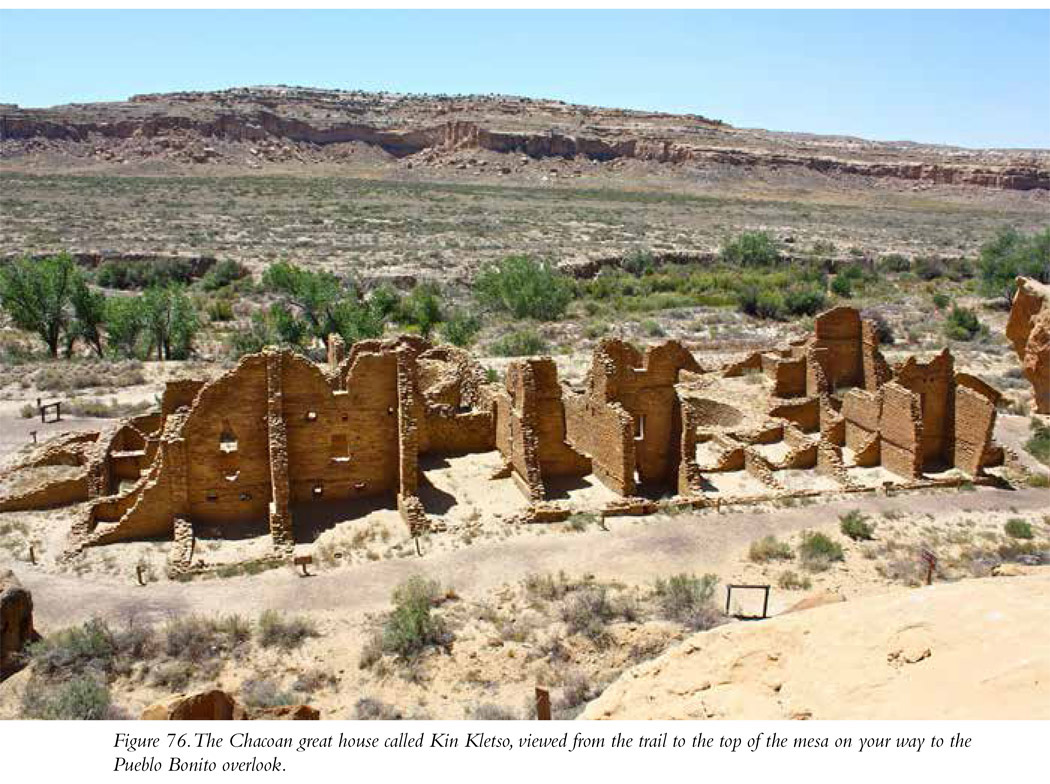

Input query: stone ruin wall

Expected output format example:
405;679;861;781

0;305;1018;564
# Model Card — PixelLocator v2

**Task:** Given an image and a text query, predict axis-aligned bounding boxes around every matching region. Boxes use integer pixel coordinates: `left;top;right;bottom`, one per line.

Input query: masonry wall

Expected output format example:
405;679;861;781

894;352;954;467
878;382;923;478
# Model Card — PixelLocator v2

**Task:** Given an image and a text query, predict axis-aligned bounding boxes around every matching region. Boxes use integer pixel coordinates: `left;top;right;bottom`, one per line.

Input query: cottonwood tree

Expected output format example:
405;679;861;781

978;227;1050;304
142;284;199;360
0;253;80;357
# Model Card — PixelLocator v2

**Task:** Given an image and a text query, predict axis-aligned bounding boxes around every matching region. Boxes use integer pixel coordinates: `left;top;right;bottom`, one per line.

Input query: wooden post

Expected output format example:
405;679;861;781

535;687;551;721
29;430;37;444
415;536;422;557
920;548;937;586
136;565;146;586
28;545;35;565
294;555;313;577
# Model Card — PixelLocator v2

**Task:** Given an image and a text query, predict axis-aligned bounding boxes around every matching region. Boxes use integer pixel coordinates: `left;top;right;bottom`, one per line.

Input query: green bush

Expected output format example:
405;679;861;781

489;329;548;357
1025;419;1050;466
1004;519;1034;540
653;573;722;630
944;306;985;341
440;309;482;347
379;576;451;660
932;292;951;310
201;259;248;291
861;309;895;345
830;273;853;298
719;231;781;267
839;510;875;541
473;255;572;320
622;248;655;276
738;284;786;320
748;536;793;562
784;284;827;317
207;298;235;322
399;283;444;339
798;531;844;571
95;257;196;290
641;319;665;337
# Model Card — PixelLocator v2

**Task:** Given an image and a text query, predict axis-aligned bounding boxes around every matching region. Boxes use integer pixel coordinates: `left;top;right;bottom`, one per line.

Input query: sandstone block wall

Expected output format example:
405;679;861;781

1005;277;1050;413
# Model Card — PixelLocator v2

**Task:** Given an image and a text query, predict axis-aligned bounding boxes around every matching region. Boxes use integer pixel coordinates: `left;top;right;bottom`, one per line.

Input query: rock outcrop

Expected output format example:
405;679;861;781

1006;277;1050;414
582;573;1050;720
0;570;37;681
141;689;319;720
2;86;1046;191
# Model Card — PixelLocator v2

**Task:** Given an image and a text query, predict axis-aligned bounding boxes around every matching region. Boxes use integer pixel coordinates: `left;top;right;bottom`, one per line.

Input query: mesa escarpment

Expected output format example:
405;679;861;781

3;86;1047;190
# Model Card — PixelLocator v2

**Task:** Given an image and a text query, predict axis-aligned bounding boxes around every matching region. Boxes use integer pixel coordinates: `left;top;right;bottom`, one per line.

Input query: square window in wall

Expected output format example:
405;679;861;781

205;491;219;502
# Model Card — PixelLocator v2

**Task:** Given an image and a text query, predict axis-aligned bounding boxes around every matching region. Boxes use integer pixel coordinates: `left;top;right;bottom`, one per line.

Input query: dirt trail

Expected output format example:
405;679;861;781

6;485;1045;632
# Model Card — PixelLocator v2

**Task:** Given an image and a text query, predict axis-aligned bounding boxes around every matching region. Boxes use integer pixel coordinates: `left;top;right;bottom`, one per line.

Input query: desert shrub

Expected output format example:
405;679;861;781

473;255;572;321
798;531;844;571
206;298;234;322
944;305;985;341
64;397;153;419
21;674;111;720
641;319;665;337
777;570;812;591
978;227;1050;303
524;571;578;603
653;573;722;630
96;257;195;290
830;273;853;298
913;256;946;281
784;285;826;317
354;697;404;720
932;292;951;310
440;309;482;347
878;253;911;273
839;510;875;541
484;366;500;384
164;614;250;660
149;661;195;690
469;704;518;720
748;536;793;562
489;329;548;357
28;618;120;677
240;678;297;708
1025;419;1050;466
560;585;623;641
622;248;655;276
256;610;317;650
738;283;786;320
200;259;248;291
719;231;781;267
556;671;599;713
379;576;451;660
1004;519;1034;540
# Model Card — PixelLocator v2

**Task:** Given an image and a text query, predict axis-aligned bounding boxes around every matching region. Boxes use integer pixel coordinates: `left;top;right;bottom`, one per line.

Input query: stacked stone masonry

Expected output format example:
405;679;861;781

0;307;1013;566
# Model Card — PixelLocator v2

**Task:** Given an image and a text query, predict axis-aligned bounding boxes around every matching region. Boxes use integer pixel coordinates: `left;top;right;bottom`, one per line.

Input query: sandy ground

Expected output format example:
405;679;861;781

583;572;1050;720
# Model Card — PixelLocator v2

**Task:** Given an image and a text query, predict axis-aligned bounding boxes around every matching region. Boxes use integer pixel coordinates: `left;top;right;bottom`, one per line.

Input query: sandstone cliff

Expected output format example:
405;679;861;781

1006;277;1050;414
3;86;1046;191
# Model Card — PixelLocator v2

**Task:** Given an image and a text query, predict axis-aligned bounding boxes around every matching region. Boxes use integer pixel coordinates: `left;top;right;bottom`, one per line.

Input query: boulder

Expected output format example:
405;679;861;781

1;569;36;681
1006;277;1050;414
141;689;320;720
141;689;245;720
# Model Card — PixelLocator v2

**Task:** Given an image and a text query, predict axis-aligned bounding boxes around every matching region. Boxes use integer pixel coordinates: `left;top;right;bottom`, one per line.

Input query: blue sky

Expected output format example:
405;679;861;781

1;9;1047;148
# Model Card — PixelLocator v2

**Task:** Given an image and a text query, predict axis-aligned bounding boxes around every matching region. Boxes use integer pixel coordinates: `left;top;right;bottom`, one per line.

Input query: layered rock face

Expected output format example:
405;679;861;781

3;86;1047;191
1006;277;1050;414
0;570;36;681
